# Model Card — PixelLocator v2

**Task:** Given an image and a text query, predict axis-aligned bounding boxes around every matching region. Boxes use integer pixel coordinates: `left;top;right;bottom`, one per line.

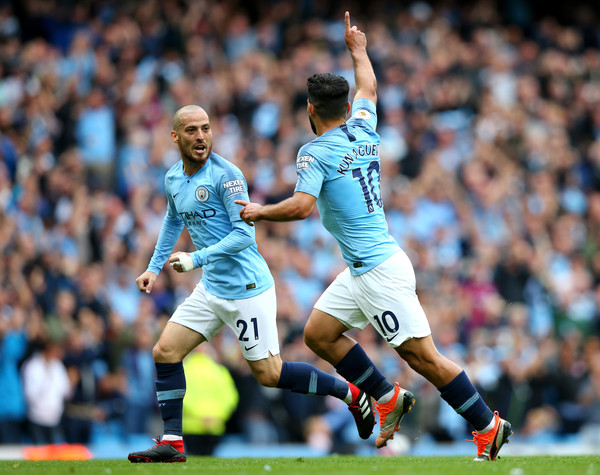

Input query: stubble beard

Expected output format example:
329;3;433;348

179;142;211;171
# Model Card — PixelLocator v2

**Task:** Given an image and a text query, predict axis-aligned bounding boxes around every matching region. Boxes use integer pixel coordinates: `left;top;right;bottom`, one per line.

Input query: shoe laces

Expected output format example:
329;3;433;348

347;384;364;411
466;411;499;455
348;401;366;422
151;436;165;448
347;397;364;421
348;396;360;411
374;384;399;421
467;431;489;455
151;436;177;448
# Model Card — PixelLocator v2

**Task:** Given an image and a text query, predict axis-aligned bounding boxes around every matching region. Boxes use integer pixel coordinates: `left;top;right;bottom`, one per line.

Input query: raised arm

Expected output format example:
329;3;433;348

345;11;377;105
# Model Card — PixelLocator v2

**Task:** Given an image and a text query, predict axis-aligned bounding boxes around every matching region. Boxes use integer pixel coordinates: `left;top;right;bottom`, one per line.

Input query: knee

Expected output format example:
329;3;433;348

152;343;163;361
397;346;438;375
152;341;182;363
303;321;324;352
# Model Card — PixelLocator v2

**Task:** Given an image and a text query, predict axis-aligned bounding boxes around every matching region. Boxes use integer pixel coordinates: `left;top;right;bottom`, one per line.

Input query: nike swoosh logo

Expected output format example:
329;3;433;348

173;193;179;198
244;344;258;351
385;334;399;342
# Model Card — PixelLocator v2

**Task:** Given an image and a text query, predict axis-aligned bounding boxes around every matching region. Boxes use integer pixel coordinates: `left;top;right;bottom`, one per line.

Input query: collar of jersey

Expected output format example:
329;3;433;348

312;125;344;143
180;153;212;178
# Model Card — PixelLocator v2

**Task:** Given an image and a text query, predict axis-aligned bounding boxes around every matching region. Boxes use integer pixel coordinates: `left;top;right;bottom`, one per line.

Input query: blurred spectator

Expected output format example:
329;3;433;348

182;346;238;455
121;322;158;436
0;307;27;444
62;318;106;444
75;88;115;191
579;343;600;444
22;338;72;445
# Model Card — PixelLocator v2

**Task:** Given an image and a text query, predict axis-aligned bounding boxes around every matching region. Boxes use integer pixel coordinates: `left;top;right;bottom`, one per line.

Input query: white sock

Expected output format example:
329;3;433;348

477;415;496;434
162;434;183;441
376;388;395;405
342;386;353;404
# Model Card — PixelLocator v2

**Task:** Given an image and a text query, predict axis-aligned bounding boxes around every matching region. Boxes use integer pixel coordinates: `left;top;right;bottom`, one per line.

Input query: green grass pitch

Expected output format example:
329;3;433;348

1;456;599;475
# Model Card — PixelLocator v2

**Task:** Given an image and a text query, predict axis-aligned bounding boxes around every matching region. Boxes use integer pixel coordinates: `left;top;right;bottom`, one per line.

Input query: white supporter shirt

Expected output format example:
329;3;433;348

22;353;71;426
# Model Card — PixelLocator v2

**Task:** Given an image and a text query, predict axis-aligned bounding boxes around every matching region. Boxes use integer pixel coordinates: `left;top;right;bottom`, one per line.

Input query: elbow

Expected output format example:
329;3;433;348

237;230;255;250
166;215;183;227
293;204;314;220
295;209;312;220
368;79;377;100
287;193;316;220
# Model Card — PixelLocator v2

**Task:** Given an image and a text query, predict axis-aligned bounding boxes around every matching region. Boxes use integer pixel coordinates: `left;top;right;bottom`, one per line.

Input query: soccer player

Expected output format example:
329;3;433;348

236;12;512;461
127;105;374;463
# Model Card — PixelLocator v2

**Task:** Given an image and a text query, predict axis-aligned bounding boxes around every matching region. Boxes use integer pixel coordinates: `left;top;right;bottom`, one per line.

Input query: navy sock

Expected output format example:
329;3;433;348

155;362;186;436
334;344;393;400
438;370;494;431
277;362;349;399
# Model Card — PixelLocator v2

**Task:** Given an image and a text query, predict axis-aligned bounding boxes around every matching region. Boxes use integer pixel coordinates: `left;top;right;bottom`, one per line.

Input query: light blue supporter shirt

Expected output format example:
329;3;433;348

147;152;274;299
294;98;399;275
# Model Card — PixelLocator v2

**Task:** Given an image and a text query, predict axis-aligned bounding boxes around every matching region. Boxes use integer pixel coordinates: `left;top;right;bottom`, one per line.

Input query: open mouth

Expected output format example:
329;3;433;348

193;143;207;154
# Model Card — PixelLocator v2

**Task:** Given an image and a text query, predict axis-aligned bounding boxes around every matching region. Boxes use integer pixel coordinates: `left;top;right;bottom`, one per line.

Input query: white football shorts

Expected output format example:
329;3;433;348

314;250;431;347
170;282;280;361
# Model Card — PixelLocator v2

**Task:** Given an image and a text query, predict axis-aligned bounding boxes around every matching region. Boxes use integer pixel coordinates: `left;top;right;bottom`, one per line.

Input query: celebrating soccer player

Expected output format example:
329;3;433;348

128;105;375;463
236;12;512;461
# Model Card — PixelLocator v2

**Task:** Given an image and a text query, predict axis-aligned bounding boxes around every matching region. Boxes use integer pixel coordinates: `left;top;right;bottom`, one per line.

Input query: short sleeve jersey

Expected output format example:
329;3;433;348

163;152;274;298
294;98;399;275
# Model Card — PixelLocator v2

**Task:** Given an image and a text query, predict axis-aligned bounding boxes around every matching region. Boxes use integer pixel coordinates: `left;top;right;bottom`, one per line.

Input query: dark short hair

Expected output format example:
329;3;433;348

307;73;349;120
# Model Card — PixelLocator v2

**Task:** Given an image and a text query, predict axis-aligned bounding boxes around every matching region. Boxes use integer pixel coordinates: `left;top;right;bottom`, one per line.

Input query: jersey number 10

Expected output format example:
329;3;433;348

352;161;383;213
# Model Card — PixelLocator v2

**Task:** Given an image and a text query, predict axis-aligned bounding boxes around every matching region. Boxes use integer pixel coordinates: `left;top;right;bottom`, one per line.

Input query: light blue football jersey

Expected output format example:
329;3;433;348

147;152;274;299
294;98;399;275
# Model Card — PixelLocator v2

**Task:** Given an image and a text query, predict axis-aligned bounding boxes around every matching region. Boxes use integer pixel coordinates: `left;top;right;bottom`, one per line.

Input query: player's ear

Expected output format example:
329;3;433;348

347;101;351;115
170;130;178;143
307;101;315;116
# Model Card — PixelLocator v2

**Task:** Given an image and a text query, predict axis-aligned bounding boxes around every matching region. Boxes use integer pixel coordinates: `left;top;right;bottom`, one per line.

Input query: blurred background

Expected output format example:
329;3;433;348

1;0;600;459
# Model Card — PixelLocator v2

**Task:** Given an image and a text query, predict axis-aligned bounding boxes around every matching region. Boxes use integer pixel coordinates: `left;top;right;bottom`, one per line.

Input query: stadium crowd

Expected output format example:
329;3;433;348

1;0;600;453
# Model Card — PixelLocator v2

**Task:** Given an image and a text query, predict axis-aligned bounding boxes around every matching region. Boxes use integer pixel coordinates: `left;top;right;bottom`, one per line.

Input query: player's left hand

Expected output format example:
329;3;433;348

344;11;367;52
169;252;194;272
235;200;262;226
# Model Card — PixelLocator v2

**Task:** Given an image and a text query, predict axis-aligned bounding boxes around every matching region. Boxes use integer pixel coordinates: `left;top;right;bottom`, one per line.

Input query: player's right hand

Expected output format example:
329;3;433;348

234;199;262;226
136;271;157;294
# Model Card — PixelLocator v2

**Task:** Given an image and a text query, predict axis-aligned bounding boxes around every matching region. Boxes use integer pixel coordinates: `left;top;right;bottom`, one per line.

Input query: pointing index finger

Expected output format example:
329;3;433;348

345;11;350;31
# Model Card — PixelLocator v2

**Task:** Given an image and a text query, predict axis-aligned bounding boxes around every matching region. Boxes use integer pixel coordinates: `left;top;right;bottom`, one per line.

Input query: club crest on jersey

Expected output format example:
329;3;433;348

195;186;209;202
